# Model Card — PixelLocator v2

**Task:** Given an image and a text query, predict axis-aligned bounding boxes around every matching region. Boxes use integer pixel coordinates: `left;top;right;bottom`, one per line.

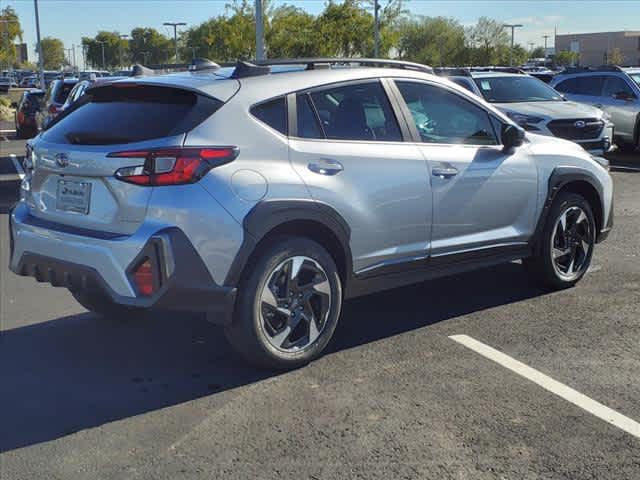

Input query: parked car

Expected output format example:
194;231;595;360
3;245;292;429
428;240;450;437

60;76;129;112
551;66;640;152
20;76;40;88
10;59;613;369
0;76;18;92
36;78;78;130
437;69;614;155
14;89;44;138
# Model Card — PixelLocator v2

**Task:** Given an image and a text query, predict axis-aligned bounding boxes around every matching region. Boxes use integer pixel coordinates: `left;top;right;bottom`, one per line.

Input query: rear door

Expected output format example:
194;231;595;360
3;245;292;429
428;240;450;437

27;84;223;235
288;79;431;274
392;79;538;256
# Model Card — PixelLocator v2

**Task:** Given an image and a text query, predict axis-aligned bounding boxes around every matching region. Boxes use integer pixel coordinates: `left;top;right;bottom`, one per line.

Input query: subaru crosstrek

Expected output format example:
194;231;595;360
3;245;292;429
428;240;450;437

9;59;614;369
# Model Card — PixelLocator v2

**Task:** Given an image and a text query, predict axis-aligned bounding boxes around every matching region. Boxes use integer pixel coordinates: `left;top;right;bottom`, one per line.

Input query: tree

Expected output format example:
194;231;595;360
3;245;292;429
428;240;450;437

554;50;579;67
83;31;129;69
128;28;171;65
316;0;374;57
0;6;23;68
266;5;320;58
396;16;467;66
40;37;65;70
607;48;625;65
530;46;546;58
466;17;510;65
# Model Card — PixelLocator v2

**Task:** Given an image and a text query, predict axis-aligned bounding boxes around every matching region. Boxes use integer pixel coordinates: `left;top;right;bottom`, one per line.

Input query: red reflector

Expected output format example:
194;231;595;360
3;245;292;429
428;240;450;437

133;259;154;296
200;148;234;159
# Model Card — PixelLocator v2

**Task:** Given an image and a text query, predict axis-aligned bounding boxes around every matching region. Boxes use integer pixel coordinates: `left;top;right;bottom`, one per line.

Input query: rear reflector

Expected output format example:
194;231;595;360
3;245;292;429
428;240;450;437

133;258;154;296
109;147;238;186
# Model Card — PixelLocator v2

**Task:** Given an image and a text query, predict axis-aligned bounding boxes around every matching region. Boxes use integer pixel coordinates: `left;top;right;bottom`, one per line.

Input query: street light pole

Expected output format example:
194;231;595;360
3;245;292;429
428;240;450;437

255;0;265;60
503;23;523;66
96;40;106;70
163;21;186;63
373;0;380;57
543;35;550;66
119;34;128;68
33;0;45;88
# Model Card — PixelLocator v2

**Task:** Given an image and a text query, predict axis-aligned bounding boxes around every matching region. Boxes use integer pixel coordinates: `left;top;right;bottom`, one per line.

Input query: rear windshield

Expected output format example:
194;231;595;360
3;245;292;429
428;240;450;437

54;82;77;104
41;85;222;145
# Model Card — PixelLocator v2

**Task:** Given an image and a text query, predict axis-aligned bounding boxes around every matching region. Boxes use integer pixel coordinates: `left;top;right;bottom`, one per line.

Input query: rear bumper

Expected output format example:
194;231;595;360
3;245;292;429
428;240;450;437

9;203;237;324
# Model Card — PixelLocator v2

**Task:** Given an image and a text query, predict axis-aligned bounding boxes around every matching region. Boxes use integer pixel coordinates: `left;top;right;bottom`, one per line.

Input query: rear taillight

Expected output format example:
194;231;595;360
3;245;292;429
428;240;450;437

48;104;59;115
109;147;238;186
133;258;154;296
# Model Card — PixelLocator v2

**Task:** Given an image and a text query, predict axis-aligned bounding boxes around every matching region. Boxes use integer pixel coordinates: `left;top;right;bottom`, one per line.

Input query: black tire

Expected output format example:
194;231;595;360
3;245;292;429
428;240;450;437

617;142;638;153
225;236;343;370
71;290;149;319
525;192;596;289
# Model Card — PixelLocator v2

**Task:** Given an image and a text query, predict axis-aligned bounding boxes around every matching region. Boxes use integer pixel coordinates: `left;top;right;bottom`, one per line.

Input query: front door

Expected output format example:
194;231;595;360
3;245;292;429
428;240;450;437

392;79;538;257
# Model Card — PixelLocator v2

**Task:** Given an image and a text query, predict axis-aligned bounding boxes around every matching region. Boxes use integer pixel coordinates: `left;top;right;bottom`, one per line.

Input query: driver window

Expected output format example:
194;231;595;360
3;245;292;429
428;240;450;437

395;80;498;146
602;77;635;98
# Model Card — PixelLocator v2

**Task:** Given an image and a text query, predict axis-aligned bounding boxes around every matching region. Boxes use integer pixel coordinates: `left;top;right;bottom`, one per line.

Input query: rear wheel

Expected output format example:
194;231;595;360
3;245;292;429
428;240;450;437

225;236;342;370
525;192;596;289
71;290;149;319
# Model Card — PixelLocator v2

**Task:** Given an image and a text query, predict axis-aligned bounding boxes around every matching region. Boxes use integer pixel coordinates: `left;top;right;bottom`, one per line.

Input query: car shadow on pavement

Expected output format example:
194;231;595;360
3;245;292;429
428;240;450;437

0;262;547;453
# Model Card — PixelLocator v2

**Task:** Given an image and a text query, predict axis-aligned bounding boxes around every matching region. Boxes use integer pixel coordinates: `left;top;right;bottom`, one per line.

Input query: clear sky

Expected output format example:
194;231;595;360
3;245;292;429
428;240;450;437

4;0;640;65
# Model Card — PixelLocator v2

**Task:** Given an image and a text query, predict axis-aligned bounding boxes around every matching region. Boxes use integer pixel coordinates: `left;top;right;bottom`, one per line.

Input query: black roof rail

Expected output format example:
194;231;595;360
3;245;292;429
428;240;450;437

229;58;434;78
470;66;525;74
433;67;472;77
561;65;624;74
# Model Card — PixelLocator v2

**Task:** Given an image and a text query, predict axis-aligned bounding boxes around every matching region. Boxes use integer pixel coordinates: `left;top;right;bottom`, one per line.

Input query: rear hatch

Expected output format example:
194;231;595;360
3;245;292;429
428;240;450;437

27;79;236;235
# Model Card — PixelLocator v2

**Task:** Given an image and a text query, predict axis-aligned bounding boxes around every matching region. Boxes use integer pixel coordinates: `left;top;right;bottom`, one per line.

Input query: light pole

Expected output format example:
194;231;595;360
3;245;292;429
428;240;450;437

163;21;186;63
119;34;128;68
543;34;550;66
255;1;265;60
373;0;380;57
140;51;150;65
34;0;45;89
96;40;107;70
503;23;523;66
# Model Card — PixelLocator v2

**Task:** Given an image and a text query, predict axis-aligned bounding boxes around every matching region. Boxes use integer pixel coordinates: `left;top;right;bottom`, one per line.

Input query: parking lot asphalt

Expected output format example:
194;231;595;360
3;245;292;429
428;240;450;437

1;136;639;479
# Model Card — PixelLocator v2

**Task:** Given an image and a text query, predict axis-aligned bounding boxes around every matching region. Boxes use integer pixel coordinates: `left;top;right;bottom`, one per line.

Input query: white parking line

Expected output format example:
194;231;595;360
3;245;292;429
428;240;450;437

10;154;25;180
449;334;640;440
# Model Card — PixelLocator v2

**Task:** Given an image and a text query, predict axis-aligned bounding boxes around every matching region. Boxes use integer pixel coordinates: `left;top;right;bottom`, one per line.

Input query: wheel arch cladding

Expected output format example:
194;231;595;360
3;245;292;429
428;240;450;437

223;200;353;289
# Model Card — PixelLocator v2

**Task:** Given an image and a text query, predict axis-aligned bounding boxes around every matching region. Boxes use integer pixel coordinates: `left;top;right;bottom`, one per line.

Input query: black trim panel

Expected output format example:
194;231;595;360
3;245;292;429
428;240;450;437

12;227;237;325
346;244;531;298
224;199;353;287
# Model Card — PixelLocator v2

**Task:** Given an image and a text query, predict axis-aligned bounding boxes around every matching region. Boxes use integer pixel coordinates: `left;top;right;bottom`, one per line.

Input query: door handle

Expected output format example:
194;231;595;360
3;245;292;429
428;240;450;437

308;159;344;176
432;166;458;179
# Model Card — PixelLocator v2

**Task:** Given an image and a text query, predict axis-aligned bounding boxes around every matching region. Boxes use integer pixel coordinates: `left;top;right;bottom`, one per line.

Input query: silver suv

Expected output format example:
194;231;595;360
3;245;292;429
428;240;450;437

551;66;640;152
9;59;614;369
440;69;614;155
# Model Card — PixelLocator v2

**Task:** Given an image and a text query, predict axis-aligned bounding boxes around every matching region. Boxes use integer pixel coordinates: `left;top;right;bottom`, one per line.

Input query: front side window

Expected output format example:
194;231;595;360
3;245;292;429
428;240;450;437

395;81;497;145
557;75;605;96
309;81;402;141
474;75;563;103
602;76;636;98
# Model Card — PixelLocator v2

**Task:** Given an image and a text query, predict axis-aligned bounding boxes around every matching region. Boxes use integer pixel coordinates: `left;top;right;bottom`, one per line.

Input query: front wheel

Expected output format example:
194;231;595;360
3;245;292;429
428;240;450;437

525;192;596;289
225;236;342;370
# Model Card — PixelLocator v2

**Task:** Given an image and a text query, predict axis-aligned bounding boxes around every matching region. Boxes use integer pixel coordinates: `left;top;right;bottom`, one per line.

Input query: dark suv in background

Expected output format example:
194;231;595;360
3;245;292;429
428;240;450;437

36;78;78;131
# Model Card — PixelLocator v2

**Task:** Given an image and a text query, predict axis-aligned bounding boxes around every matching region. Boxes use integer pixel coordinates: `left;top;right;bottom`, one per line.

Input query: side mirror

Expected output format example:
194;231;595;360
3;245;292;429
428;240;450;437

502;124;525;151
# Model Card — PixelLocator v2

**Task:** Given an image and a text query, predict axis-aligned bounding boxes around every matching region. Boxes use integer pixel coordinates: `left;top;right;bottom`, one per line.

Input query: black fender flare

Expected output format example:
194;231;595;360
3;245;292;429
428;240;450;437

223;199;353;287
531;167;606;251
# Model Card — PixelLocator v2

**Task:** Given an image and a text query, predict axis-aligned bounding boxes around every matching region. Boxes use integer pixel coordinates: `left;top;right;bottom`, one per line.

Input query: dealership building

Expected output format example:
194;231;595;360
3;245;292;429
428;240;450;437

555;30;640;66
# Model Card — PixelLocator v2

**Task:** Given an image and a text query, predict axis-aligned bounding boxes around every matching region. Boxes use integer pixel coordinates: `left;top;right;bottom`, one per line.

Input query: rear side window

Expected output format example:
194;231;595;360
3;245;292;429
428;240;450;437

250;97;287;135
296;94;323;139
602;76;635;97
555;76;604;96
54;82;76;104
41;85;222;145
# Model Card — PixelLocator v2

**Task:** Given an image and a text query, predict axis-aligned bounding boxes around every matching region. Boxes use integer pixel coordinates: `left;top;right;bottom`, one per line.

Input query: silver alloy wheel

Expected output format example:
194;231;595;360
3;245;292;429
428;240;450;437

550;205;593;281
259;256;332;352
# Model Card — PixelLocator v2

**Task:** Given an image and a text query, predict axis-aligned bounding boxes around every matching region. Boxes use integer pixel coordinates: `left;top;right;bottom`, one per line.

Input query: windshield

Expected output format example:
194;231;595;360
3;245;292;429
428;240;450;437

474;75;563;103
